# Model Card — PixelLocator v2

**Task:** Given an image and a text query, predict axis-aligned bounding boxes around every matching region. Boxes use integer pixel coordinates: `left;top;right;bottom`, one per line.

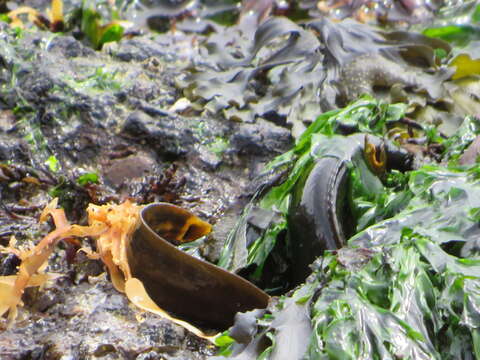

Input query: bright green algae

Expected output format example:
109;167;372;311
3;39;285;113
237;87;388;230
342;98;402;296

305;165;480;359
217;96;480;359
218;97;409;276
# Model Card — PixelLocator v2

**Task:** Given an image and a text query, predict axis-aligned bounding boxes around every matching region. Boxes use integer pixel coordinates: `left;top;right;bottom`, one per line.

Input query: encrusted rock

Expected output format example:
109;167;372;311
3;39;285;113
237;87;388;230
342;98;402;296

47;36;96;59
231;118;292;156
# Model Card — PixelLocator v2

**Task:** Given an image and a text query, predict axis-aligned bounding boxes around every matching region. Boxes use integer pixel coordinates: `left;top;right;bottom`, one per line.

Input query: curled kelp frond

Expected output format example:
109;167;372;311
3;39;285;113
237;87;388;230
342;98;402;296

140;202;212;244
127;203;270;334
72;200;223;340
287;133;412;286
0;199;269;341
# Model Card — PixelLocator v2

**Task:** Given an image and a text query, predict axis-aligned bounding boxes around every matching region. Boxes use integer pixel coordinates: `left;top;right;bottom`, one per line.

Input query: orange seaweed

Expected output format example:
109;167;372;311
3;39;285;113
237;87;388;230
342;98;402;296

0;199;219;340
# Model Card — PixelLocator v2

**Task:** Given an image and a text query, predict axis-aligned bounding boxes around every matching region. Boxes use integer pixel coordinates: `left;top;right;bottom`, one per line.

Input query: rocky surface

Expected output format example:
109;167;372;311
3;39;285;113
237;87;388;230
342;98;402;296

0;15;292;359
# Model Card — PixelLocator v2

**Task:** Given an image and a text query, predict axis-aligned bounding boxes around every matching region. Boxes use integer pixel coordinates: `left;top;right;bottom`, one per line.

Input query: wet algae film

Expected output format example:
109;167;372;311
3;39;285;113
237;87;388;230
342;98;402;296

2;0;480;359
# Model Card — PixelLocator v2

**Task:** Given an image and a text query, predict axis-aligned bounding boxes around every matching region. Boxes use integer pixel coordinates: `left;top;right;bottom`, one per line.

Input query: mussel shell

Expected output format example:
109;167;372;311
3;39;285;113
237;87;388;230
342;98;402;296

127;203;270;330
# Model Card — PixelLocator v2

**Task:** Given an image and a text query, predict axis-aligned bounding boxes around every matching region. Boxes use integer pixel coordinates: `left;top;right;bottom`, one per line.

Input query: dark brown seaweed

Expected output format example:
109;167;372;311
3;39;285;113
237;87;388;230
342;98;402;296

127;203;270;330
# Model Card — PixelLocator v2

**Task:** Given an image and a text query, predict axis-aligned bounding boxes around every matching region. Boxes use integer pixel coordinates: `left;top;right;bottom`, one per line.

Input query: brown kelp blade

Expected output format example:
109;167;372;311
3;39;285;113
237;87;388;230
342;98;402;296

127;203;270;331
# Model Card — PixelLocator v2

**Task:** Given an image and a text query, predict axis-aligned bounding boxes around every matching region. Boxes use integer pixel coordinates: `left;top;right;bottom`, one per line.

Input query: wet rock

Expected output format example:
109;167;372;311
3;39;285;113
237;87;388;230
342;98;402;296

0;341;53;360
136;348;211;360
196;146;223;171
231;118;292;156
0;110;16;132
26;286;64;313
113;34;199;63
93;344;116;357
138;318;184;346
0;278;211;358
11;0;51;10
121;111;154;137
136;351;162;360
114;38;171;63
99;294;129;313
0;134;30;163
0;253;21;275
73;256;105;284
20;75;54;102
47;36;96;59
102;152;158;188
121;111;196;158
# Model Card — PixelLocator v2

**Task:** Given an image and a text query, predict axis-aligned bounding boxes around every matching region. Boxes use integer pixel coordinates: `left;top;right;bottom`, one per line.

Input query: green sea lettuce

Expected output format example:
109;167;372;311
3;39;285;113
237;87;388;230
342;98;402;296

217;97;480;359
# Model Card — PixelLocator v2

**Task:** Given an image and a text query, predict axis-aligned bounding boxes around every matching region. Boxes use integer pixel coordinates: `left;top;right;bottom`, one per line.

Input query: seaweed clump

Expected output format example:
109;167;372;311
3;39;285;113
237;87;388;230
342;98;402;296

215;97;480;358
0;199;218;339
0;198;270;341
180;16;455;137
